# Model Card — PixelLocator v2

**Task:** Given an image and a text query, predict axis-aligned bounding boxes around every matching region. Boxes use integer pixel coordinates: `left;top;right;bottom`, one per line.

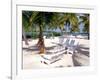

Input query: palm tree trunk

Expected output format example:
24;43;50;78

22;27;29;45
37;25;45;54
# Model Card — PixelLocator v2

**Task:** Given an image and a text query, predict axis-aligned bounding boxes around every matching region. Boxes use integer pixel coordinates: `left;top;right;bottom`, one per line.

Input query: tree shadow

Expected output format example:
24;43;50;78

72;44;89;66
22;45;56;54
45;46;56;50
72;57;82;66
22;45;39;52
77;44;89;57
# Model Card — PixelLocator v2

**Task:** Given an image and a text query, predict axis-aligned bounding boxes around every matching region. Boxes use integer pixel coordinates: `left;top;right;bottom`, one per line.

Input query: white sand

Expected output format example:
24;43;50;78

23;52;73;69
23;37;89;69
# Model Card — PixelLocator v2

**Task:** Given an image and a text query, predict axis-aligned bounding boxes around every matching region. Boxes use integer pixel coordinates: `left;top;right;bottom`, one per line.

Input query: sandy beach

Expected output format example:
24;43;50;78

22;36;89;69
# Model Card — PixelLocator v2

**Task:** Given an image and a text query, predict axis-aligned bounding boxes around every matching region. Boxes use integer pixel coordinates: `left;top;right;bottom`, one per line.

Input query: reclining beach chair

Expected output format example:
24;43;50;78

40;46;67;64
65;38;70;46
66;39;79;55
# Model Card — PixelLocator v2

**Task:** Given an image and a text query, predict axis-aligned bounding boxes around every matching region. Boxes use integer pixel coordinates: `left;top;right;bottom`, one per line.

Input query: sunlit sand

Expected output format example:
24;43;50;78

23;36;89;69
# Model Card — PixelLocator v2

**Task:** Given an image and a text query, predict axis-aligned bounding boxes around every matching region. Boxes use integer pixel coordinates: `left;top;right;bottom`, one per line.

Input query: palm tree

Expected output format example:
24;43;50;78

48;13;65;34
79;14;89;39
22;11;80;54
22;27;29;45
51;13;79;35
22;11;31;45
64;13;79;33
28;12;56;54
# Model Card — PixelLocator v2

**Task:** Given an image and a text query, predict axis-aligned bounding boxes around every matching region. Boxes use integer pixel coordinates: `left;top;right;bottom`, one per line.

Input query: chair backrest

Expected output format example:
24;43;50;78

65;38;79;47
69;39;75;47
70;39;79;48
65;38;70;46
73;39;79;47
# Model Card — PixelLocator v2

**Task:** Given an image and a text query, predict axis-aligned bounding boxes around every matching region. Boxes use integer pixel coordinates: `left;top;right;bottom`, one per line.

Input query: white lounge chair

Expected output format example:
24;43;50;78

65;38;70;46
66;39;79;55
58;38;78;55
40;46;67;64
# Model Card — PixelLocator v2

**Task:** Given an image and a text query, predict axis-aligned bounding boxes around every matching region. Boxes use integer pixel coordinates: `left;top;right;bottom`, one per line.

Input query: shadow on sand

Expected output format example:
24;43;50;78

72;44;89;66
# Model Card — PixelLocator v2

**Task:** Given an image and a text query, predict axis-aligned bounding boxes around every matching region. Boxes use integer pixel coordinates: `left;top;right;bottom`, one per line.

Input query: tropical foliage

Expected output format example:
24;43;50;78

22;11;89;53
79;14;89;33
79;14;89;39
